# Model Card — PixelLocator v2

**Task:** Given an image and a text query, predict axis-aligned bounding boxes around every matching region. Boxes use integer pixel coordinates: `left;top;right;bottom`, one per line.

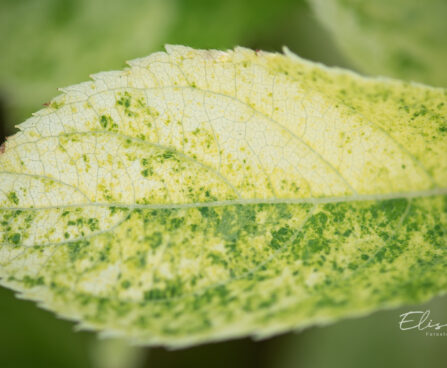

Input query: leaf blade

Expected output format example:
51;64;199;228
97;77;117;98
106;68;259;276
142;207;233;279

0;45;446;347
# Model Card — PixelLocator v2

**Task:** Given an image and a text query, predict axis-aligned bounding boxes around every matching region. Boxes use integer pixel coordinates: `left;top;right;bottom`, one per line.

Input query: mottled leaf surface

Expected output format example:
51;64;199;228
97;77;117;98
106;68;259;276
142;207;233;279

310;0;447;87
0;46;446;347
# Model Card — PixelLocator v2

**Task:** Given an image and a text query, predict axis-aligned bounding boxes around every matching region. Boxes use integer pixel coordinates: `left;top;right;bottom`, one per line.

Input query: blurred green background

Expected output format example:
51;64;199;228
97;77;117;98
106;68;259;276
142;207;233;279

1;1;447;367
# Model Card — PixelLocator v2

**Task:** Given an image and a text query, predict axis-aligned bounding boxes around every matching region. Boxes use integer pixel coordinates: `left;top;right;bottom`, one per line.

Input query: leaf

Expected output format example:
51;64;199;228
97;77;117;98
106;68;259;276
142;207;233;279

0;45;446;347
309;0;447;87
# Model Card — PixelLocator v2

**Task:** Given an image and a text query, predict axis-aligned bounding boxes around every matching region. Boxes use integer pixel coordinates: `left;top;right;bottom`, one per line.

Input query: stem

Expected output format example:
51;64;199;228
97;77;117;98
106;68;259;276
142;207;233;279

90;338;147;368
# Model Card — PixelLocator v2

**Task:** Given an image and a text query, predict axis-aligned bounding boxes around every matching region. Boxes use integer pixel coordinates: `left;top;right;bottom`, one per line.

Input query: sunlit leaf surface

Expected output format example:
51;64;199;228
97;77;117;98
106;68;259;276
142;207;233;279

0;46;446;347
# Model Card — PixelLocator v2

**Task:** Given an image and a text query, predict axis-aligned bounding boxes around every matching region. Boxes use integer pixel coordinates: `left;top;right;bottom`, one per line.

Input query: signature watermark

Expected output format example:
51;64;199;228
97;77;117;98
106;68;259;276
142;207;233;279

399;310;447;336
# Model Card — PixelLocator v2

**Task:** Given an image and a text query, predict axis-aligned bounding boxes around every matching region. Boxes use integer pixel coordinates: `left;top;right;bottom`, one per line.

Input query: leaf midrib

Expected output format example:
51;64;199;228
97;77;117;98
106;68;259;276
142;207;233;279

1;187;445;212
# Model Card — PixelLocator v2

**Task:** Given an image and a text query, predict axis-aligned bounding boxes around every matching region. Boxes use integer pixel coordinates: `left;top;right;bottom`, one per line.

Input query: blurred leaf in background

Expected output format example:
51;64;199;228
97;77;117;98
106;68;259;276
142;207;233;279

310;0;447;86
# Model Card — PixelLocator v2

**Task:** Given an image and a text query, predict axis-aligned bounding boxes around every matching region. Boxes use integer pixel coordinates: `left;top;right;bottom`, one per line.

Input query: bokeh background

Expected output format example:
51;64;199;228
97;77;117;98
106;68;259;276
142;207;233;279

1;1;447;367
